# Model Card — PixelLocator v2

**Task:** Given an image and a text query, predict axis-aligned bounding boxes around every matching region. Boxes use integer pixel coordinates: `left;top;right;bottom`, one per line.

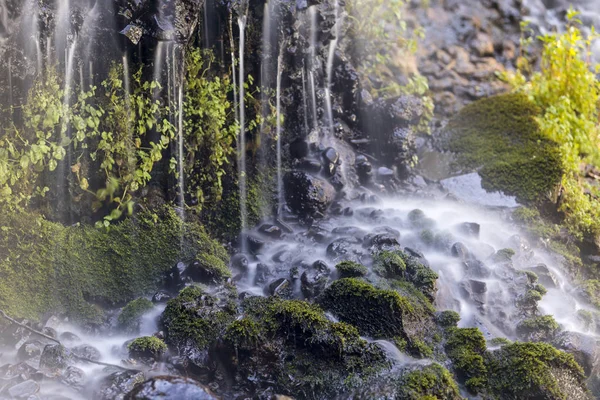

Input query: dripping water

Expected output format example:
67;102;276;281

238;15;248;250
324;0;342;141
308;6;318;130
7;57;11;114
301;67;309;134
177;83;185;220
276;46;283;215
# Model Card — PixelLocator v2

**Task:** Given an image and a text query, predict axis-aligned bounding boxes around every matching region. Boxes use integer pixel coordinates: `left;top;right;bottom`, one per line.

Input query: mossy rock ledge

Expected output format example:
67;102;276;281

0;206;228;323
443;93;564;204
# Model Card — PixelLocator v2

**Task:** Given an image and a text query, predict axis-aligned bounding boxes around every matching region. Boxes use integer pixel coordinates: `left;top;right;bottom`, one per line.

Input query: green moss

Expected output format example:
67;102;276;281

161;285;236;349
491;248;516;263
516;315;559;342
486;342;588;399
518;289;544;310
0;206;228;323
489;337;512;347
224;318;261;350
118;298;153;333
420;229;435;246
583;280;600;308
128;336;167;360
534;284;548;296
336;261;368;278
524;271;538;284
373;251;406;279
445;327;488;394
320;278;414;339
576;309;594;330
238;296;389;397
397;364;462;400
409;338;434;358
193;253;232;284
445;93;564;203
436;311;461;328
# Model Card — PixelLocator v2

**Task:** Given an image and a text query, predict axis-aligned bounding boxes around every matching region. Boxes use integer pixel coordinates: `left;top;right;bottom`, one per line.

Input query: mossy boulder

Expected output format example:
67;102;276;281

185;253;232;284
372;251;406;278
516;315;560;342
220;296;388;398
373;250;438;301
485;342;591;400
352;363;462;399
161;285;237;351
118;298;153;334
335;261;368;278
0;207;228;323
444;93;564;204
128;336;167;361
320;278;413;340
445;327;488;393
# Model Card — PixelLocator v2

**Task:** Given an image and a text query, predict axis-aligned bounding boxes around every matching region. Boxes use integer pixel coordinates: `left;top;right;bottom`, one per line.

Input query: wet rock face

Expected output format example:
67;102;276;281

284;171;336;218
95;370;146;400
125;376;217;399
115;0;203;43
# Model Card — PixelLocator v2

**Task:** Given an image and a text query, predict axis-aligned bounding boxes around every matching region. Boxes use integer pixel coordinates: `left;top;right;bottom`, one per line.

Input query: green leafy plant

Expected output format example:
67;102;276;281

501;9;600;239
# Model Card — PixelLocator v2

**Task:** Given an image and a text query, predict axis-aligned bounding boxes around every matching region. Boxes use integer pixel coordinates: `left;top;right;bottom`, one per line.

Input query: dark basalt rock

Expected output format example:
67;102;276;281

301;269;329;299
456;222;481;238
94;370;146;400
230;253;249;271
326;238;362;263
61;365;86;391
290;138;309;159
258;224;283;239
39;345;72;372
16;340;43;362
284;171;336;218
451;242;471;261
71;344;101;362
254;263;273;286
152;291;173;304
296;158;322;174
125;376;217;399
526;264;559;289
267;278;293;298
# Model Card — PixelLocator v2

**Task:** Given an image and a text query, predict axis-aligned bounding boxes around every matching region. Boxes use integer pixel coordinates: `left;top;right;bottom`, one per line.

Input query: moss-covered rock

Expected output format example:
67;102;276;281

516;315;560;342
161;285;237;350
320;278;413;340
444;93;564;204
373;250;438;301
445;327;488;393
221;296;389;398
352;363;462;399
186;253;232;284
335;261;368;278
0;207;228;323
373;251;406;278
128;336;167;361
396;363;463;400
486;342;591;400
436;310;461;329
117;298;153;334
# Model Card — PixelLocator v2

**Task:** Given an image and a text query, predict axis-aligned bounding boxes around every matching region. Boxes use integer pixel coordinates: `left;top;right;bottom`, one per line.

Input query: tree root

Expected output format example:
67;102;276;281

0;309;142;372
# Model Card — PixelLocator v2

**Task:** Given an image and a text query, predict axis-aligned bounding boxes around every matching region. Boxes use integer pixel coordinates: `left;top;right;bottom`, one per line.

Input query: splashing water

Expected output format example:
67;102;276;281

238;15;248;251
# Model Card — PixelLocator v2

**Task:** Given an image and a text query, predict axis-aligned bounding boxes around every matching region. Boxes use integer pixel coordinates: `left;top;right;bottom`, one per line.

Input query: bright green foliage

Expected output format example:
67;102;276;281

445;327;488;393
485;342;588;399
503;12;600;238
0;68;66;207
128;336;167;360
0;206;227;322
118;298;153;333
182;48;238;209
436;311;461;328
446;93;564;204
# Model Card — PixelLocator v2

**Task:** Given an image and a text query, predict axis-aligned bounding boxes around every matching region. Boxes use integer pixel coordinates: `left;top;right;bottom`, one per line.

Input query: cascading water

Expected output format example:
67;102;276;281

308;5;319;130
276;47;283;215
324;0;342;142
238;14;248;250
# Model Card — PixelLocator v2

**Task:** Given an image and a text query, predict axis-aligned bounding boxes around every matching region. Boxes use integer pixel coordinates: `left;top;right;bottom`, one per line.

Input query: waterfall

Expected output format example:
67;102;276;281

238;15;248;250
259;0;273;218
308;6;318;130
302;67;309;134
276;48;283;216
54;0;71;67
177;84;185;220
153;42;166;90
7;57;11;113
123;55;130;98
325;0;342;141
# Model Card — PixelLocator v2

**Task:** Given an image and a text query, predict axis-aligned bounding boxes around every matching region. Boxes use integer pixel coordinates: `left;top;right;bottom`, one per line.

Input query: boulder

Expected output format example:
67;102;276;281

284;171;336;217
125;376;217;399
